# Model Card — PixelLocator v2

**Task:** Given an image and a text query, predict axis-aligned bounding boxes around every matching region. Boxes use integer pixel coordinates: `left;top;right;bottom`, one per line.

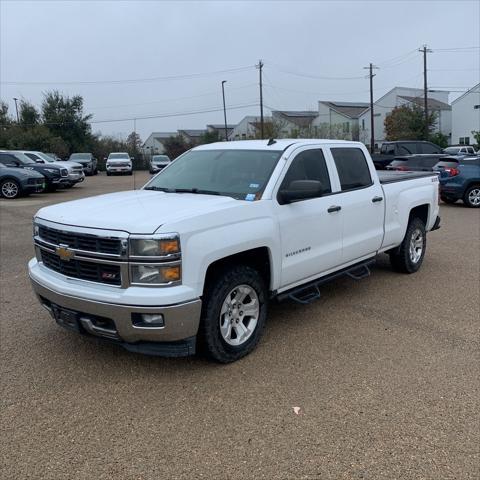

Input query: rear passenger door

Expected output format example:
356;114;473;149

328;147;384;263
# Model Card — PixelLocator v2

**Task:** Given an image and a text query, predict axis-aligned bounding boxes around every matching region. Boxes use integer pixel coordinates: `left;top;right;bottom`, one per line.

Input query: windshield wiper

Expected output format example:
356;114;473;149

171;188;221;196
144;186;175;192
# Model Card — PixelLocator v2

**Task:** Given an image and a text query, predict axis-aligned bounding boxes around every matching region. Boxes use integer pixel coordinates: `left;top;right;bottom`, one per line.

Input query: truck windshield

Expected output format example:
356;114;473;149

70;153;91;160
144;149;282;199
109;153;130;159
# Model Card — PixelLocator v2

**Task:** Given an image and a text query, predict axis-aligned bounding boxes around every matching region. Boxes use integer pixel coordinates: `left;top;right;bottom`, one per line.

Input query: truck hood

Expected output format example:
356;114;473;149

107;158;131;164
35;189;237;234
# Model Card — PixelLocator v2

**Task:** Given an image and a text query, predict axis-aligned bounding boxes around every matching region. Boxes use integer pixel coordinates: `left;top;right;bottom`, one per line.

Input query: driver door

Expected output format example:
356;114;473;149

274;147;343;289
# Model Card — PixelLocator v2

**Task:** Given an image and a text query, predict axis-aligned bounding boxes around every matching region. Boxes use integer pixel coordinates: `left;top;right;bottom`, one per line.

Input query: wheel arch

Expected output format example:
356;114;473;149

203;247;273;296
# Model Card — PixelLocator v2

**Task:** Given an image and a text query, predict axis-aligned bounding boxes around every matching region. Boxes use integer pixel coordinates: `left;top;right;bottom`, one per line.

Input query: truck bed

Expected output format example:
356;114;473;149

378;170;437;184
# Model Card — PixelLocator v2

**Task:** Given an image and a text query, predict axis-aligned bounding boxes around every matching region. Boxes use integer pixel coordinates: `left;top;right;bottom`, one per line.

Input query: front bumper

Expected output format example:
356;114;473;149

29;260;202;355
107;164;132;173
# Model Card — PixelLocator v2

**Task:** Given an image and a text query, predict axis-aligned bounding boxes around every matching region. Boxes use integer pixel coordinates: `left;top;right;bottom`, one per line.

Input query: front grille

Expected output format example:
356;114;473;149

109;162;130;167
60;168;68;177
72;166;83;172
28;178;44;185
40;249;121;286
38;225;122;255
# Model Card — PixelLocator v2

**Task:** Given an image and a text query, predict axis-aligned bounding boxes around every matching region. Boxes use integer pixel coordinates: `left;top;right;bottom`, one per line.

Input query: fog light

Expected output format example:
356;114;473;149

132;313;165;327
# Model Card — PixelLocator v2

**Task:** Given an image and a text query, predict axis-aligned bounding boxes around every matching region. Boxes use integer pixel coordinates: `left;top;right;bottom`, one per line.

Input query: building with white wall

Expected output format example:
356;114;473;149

451;83;480;145
142;132;177;155
358;87;451;147
228;115;272;140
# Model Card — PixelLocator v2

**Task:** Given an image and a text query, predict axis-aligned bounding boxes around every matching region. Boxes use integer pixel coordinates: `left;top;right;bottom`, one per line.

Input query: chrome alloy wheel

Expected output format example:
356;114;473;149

409;228;424;264
219;285;259;346
468;187;480;206
1;181;19;198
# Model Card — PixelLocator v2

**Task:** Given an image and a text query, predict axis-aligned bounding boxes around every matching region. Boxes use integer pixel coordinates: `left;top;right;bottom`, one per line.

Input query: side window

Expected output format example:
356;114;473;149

421;143;441;154
280;149;331;195
0;153;17;165
331;148;373;191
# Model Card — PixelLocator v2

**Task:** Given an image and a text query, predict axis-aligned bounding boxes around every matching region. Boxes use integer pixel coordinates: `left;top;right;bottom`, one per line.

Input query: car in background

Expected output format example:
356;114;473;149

68;153;98;176
443;145;477;159
45;153;63;162
0;151;68;192
149;154;171;174
0;163;45;199
106;152;133;176
21;150;85;188
372;140;443;169
437;157;480;208
386;155;445;172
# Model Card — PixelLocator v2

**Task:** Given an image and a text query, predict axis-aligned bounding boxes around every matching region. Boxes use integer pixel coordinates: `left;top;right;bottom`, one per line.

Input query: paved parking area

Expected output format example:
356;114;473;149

1;172;479;479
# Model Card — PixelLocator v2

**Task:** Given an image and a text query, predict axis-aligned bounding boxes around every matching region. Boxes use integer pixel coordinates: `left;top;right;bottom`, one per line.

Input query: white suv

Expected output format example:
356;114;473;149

106;152;133;176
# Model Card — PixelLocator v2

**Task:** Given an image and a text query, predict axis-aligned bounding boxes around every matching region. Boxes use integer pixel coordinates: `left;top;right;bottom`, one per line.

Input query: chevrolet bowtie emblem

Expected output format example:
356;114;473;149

56;245;75;261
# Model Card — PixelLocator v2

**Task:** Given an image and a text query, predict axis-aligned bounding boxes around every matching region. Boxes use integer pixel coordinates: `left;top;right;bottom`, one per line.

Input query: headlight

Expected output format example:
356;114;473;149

130;264;181;285
129;236;180;257
44;168;57;173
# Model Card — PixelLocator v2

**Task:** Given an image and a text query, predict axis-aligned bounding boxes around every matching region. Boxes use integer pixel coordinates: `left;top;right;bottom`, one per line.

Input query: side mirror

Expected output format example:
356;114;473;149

130;157;135;161
34;159;44;164
103;157;107;161
278;180;323;204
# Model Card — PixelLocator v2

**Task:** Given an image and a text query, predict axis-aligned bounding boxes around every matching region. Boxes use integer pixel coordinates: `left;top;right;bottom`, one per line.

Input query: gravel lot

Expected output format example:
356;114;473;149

1;172;479;479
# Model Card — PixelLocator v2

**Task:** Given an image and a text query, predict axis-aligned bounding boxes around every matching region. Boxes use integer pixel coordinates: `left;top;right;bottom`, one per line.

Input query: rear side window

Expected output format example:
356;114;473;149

0;153;17;165
421;143;441;154
331;148;372;191
281;149;331;195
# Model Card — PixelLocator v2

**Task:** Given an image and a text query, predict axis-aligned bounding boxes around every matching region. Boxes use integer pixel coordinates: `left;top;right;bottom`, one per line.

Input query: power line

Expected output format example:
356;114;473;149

265;61;365;80
1;65;255;86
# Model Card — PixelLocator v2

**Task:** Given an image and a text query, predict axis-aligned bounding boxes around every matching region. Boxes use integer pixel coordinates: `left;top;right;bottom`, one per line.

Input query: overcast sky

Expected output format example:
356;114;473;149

1;0;479;140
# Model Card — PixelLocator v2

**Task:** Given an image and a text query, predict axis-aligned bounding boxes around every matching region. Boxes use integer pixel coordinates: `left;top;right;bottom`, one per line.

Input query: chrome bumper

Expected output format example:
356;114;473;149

30;276;202;344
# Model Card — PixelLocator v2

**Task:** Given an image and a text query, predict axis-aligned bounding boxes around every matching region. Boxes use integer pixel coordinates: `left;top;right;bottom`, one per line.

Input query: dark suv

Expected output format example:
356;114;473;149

68;153;98;176
0;151;68;192
372;141;443;169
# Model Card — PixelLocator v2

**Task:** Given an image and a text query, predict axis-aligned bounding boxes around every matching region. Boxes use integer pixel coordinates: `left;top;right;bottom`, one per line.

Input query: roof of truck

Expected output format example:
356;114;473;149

193;139;364;151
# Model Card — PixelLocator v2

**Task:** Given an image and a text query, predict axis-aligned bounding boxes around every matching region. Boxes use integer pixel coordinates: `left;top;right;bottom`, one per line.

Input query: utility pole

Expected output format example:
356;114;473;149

257;59;264;139
221;80;228;141
13;97;19;123
363;63;379;153
419;45;432;140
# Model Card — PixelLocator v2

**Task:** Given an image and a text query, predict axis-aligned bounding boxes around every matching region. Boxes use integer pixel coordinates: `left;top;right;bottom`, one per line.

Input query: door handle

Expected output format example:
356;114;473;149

372;196;383;203
327;205;342;213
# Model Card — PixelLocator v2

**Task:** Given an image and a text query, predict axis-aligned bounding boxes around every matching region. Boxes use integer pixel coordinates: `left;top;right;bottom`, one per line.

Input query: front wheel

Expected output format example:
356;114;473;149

199;265;268;363
389;217;426;274
463;185;480;208
1;179;21;199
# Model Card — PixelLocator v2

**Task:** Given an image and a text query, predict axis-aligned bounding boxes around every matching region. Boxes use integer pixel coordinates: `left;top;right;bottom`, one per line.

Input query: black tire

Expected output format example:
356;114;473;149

45;183;57;193
128;171;133;176
389;217;426;274
463;184;480;208
440;195;457;204
94;168;98;175
0;178;21;199
106;171;111;176
199;265;268;363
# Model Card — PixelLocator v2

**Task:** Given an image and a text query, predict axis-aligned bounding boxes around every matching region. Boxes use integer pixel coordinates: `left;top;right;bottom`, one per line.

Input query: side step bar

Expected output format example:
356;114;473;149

276;259;375;305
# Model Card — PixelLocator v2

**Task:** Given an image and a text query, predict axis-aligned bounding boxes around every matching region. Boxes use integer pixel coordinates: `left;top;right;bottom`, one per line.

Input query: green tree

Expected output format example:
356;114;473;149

199;130;220;144
19;100;40;126
41;90;92;153
126;131;142;154
471;131;480;148
385;105;437;141
428;132;449;149
163;135;191;159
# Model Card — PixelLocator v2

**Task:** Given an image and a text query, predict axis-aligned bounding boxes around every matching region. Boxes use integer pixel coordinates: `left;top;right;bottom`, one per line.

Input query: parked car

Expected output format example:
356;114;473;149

68;153;98;176
372;141;443;169
21;151;85;187
29;139;440;362
45;153;63;162
437;156;480;208
149;155;171;174
0;163;45;199
386;155;445;172
443;145;477;158
106;152;133;176
0;151;68;191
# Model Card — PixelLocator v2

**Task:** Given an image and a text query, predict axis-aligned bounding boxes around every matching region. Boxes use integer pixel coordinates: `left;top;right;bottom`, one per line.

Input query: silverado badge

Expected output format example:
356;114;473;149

56;245;75;262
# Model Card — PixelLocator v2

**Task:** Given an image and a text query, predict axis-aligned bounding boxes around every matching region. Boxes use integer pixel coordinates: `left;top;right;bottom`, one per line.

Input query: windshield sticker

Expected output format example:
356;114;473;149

249;183;260;188
245;193;256;201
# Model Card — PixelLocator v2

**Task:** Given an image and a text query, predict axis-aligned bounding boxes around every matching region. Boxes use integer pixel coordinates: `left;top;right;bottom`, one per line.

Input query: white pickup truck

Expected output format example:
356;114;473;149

29;139;441;362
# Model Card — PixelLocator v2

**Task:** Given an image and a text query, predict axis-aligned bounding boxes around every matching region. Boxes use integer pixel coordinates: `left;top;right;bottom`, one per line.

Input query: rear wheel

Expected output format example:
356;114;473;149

199;265;268;363
389;217;426;274
1;179;21;199
463;185;480;208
